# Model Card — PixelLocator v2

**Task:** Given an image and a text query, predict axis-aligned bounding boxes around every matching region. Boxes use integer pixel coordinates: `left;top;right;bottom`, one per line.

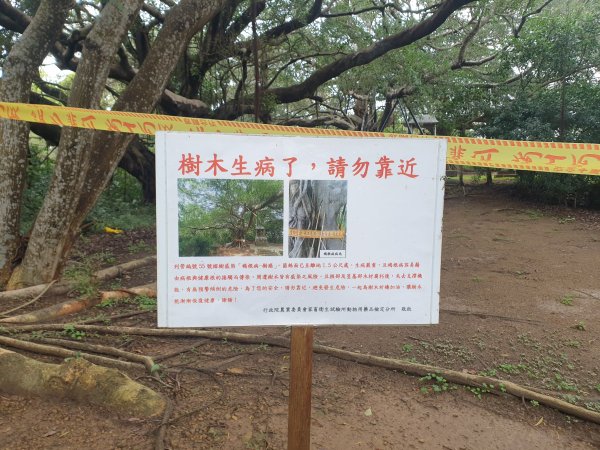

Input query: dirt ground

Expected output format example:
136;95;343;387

1;184;599;449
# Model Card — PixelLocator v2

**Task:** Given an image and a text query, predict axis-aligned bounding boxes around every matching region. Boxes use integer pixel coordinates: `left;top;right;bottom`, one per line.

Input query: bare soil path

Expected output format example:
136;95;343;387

1;185;599;449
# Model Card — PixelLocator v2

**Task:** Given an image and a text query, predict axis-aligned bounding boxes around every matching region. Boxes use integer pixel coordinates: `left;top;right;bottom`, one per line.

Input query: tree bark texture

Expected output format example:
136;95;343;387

289;180;347;258
0;346;165;418
9;0;145;289
10;0;228;288
0;0;74;288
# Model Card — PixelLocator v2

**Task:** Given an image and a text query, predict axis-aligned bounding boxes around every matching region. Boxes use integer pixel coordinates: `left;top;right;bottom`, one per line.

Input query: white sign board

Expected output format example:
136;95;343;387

156;133;445;327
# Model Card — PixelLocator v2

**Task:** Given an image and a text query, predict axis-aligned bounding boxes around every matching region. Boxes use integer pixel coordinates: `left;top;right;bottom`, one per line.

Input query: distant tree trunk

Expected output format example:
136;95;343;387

9;0;226;288
289;180;347;258
119;138;156;203
559;78;566;142
485;168;493;186
0;0;73;288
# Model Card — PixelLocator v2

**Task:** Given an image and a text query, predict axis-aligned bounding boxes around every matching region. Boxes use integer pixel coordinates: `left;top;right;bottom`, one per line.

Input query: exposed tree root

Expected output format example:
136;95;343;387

0;335;142;372
98;283;156;301
0;283;156;324
0;280;72;304
2;324;599;425
35;337;156;373
0;346;165;418
79;309;154;325
312;344;600;425
154;397;175;450
440;308;541;324
0;296;103;324
0;256;156;301
0;280;57;317
93;257;157;283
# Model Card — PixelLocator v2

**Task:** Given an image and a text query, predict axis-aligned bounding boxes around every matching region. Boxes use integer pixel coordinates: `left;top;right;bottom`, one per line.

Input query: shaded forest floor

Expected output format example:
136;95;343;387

1;184;600;449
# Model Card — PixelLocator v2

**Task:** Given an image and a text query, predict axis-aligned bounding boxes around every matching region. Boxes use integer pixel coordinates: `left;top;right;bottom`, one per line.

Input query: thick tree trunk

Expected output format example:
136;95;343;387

0;0;73;288
10;0;227;288
8;0;145;289
289;180;347;258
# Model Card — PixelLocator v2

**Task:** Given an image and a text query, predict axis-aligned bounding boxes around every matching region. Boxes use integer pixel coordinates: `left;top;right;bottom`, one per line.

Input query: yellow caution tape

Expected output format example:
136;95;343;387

289;229;346;239
1;101;599;176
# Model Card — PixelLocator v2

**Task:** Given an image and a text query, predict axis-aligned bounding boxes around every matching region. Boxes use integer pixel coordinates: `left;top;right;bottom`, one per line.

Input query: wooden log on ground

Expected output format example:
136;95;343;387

0;346;165;418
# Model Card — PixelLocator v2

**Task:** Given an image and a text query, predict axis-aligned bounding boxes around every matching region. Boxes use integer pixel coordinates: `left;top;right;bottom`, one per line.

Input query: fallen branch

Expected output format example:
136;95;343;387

3;324;600;424
0;346;165;418
0;283;156;324
0;256;157;302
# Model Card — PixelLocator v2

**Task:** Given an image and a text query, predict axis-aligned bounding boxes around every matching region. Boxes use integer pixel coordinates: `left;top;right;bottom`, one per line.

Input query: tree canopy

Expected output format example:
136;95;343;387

178;179;283;256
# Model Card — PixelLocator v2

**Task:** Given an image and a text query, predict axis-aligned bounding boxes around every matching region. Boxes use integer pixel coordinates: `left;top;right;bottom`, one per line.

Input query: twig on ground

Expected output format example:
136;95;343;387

91;257;157;283
160;366;226;427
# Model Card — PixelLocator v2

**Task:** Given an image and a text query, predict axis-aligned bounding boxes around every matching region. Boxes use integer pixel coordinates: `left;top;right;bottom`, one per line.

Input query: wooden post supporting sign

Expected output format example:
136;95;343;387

288;326;314;450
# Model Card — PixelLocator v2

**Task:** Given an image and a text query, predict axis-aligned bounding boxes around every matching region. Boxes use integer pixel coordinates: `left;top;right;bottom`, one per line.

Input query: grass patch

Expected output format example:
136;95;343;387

560;294;574;306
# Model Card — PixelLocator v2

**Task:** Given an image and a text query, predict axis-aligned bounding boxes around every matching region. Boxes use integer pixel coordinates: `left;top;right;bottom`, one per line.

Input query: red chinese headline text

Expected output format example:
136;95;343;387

178;153;419;179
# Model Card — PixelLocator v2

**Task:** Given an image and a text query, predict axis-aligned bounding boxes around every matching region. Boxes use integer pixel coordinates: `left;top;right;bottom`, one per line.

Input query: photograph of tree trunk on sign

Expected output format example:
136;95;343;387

288;180;347;258
178;179;283;257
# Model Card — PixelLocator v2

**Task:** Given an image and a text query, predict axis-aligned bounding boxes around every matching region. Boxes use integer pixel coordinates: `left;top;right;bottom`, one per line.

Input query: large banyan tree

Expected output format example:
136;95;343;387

0;0;564;289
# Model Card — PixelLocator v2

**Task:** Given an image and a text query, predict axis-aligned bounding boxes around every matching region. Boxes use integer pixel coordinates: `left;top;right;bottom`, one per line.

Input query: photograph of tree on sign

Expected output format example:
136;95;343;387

288;180;347;258
178;179;284;257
